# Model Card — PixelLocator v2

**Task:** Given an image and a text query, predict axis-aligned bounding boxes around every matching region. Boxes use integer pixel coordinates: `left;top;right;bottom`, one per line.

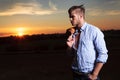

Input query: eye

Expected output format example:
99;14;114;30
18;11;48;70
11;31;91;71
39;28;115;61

70;15;74;18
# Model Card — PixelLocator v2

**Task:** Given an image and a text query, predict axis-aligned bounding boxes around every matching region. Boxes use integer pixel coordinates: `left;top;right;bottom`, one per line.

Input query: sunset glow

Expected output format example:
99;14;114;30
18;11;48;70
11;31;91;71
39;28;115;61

16;27;25;36
18;32;23;37
0;0;119;37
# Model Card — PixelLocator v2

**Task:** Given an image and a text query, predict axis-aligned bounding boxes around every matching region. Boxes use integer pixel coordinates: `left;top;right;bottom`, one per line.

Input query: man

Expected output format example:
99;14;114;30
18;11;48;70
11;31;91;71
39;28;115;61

66;5;108;80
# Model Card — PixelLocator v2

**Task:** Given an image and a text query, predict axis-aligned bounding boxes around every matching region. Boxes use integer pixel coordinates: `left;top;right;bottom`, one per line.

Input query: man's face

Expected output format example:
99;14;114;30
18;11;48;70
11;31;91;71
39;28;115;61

69;9;81;27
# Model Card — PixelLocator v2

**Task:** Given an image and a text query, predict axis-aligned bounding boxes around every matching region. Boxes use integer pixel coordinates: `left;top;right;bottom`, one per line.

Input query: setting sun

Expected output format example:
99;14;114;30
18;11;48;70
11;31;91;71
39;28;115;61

18;32;23;36
16;27;25;37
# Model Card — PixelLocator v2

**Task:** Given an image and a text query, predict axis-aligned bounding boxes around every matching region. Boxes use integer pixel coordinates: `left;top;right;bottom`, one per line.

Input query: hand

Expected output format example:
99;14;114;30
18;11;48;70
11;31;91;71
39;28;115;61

88;73;97;80
66;34;75;48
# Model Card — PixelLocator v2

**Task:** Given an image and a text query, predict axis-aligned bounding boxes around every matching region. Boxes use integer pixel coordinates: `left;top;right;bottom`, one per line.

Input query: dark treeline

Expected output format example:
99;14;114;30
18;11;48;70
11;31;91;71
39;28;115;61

0;30;120;54
0;30;120;42
0;33;66;42
0;33;68;53
103;30;120;37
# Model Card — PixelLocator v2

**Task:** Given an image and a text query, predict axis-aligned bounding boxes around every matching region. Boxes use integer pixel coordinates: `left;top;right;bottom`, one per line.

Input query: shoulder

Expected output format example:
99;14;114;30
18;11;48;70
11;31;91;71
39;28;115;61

86;23;103;33
86;23;104;38
86;23;99;31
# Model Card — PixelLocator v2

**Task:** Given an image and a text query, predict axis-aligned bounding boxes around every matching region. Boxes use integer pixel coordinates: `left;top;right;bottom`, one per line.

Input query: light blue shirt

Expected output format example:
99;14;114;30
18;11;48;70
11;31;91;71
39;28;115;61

72;22;108;73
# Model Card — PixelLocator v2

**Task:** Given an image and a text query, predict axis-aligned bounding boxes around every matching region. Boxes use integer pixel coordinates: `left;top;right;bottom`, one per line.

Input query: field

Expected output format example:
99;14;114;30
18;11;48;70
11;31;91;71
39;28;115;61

0;30;120;80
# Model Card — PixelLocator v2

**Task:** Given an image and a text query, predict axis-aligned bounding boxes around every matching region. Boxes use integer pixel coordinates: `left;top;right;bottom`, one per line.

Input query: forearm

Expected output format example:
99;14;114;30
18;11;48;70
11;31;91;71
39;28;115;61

88;62;103;80
92;62;103;76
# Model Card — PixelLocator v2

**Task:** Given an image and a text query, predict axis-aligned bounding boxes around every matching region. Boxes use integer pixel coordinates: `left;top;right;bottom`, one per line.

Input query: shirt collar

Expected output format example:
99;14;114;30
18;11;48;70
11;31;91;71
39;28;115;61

80;22;87;31
74;22;87;35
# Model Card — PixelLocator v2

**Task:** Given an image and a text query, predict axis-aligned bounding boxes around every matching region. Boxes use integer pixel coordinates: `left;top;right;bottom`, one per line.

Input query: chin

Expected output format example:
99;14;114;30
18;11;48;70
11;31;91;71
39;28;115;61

72;24;77;27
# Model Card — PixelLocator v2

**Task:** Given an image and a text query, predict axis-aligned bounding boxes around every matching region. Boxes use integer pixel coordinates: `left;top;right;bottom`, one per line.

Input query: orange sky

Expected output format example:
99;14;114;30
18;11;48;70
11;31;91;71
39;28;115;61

0;0;120;37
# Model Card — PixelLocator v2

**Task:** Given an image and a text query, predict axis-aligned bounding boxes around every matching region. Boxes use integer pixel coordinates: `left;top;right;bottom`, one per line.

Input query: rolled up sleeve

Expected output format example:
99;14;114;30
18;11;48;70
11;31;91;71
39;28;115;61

93;29;108;63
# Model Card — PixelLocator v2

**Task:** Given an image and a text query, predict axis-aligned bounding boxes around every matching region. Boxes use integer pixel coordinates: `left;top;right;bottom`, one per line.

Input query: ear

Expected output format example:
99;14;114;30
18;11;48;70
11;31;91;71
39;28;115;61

80;13;83;18
78;15;81;20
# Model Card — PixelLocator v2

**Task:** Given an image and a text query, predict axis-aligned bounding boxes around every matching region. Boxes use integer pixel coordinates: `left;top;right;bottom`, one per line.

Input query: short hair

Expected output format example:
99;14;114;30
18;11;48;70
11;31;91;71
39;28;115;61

68;5;85;18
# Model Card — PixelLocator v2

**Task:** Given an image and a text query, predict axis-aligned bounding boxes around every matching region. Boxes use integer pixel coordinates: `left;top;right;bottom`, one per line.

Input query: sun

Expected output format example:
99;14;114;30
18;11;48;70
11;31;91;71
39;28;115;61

16;27;25;37
18;32;23;36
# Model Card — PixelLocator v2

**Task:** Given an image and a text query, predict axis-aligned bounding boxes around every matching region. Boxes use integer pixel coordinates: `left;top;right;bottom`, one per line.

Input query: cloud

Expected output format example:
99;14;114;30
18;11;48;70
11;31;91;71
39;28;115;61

106;10;120;16
49;1;57;11
0;0;119;16
87;8;120;16
87;9;102;16
85;0;120;16
0;1;58;16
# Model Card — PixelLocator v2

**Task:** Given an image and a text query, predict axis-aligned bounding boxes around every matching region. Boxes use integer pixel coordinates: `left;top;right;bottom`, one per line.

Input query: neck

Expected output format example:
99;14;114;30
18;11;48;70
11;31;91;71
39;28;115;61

77;20;85;29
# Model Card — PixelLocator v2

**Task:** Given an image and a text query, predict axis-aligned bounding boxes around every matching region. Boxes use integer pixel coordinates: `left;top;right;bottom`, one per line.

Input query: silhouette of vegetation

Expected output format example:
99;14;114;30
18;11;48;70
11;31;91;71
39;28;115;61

0;30;120;54
0;33;68;53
